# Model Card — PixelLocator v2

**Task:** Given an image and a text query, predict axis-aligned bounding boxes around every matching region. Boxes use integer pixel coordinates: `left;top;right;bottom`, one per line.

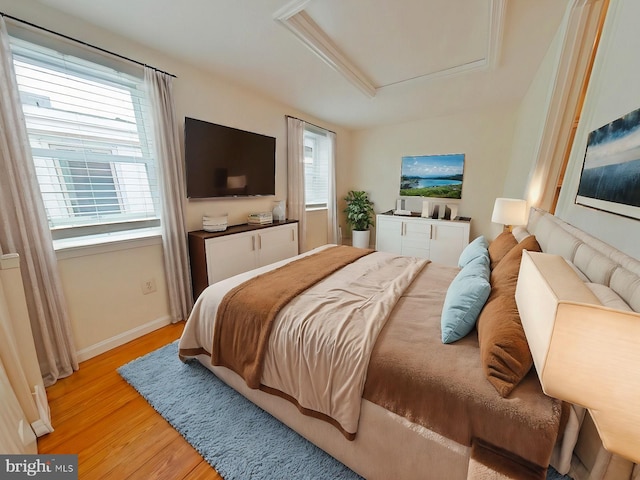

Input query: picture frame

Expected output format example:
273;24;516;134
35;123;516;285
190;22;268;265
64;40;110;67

575;107;640;220
399;153;464;199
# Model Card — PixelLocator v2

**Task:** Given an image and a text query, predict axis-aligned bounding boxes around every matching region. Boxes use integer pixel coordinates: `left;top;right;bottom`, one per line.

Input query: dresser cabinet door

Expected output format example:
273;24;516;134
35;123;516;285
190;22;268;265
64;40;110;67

205;232;257;284
428;223;470;267
257;224;299;267
375;215;403;254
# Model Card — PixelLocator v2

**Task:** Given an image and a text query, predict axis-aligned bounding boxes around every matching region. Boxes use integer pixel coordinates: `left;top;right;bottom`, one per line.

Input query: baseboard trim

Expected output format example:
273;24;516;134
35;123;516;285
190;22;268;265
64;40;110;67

76;315;173;362
32;384;53;435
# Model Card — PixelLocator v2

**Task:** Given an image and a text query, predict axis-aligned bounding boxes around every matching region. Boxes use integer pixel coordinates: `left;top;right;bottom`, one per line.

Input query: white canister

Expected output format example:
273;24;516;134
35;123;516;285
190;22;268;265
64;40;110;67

421;200;431;218
272;200;286;221
447;204;459;220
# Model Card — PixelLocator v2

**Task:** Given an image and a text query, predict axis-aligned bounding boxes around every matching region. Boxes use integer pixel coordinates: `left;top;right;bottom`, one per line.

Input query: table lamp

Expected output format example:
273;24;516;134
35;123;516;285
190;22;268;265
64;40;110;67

491;198;527;232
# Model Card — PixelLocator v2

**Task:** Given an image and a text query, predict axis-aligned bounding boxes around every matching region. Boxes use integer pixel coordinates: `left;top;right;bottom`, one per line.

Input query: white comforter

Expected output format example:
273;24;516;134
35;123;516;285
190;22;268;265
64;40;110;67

179;245;428;435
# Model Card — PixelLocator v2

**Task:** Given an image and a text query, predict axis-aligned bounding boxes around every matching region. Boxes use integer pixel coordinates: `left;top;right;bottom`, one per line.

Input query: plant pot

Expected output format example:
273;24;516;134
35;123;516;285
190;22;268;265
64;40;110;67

352;230;370;249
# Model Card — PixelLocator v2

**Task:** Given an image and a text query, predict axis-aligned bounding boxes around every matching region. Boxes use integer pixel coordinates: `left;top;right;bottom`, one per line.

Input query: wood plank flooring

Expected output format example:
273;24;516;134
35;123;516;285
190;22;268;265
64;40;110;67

38;322;223;480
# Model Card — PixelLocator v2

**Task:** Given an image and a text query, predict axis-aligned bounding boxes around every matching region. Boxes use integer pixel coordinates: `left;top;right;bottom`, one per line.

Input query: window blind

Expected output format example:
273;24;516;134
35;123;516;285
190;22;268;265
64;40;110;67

9;36;160;240
304;128;329;208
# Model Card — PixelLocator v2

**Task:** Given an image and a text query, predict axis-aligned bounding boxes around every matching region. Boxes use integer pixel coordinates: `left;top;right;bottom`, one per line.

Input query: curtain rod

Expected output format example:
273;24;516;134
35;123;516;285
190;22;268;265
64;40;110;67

0;12;176;78
286;115;336;135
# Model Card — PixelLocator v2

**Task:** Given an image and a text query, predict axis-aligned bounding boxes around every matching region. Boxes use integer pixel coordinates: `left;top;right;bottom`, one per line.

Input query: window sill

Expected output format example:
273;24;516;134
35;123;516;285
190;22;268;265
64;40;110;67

54;227;162;260
306;206;328;212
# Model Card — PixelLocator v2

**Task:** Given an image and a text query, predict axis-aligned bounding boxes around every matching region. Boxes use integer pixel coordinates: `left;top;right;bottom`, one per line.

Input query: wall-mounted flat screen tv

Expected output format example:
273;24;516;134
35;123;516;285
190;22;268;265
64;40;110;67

399;153;464;199
184;117;276;198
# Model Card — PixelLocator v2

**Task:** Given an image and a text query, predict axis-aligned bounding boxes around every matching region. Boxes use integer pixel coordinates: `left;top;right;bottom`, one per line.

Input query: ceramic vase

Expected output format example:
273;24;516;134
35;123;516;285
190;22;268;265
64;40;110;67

272;200;286;222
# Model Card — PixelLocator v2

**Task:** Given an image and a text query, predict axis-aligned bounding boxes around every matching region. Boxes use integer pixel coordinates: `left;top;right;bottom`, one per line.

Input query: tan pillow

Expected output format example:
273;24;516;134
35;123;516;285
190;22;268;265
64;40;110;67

477;292;533;397
488;231;517;270
490;235;542;293
478;235;540;397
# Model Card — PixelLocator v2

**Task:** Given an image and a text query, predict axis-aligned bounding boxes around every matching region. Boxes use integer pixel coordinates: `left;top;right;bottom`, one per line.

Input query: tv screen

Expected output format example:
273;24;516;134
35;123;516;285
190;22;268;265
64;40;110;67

184;117;276;198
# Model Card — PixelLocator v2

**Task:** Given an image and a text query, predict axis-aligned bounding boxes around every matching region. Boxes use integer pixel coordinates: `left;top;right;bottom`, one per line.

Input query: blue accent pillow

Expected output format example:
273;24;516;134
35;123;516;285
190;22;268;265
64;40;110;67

441;254;491;344
458;235;489;268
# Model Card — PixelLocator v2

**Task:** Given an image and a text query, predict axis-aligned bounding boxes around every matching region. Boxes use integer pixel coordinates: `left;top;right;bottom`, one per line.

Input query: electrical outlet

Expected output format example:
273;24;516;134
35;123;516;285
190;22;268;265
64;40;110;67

141;278;157;295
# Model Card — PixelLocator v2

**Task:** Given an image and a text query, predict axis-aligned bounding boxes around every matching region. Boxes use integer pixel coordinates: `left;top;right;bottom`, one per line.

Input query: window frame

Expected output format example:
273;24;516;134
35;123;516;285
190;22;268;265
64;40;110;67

9;34;161;245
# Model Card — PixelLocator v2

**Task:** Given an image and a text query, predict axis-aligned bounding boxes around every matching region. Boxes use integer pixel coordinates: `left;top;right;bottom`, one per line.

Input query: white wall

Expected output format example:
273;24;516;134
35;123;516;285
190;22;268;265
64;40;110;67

55;242;170;359
349;104;519;241
556;0;640;259
0;0;351;356
502;25;565;200
306;209;329;250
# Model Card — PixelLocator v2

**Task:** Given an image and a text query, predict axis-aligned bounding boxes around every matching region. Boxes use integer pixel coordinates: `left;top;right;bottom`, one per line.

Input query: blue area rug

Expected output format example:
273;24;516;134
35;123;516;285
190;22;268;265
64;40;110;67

118;341;572;480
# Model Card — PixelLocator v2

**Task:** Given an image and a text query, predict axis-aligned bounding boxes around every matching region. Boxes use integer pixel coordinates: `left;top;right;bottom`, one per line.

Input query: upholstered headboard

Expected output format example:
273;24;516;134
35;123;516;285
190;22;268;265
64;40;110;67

516;208;640;313
514;208;640;477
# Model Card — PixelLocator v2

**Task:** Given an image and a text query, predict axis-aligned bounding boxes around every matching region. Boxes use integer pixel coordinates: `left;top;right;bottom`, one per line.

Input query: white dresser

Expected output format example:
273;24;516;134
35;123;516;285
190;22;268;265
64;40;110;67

189;221;299;299
375;213;470;267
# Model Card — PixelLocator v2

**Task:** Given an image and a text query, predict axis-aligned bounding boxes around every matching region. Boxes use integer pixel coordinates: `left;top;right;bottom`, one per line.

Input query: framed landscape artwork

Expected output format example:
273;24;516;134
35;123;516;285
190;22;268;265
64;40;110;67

400;153;464;198
576;107;640;220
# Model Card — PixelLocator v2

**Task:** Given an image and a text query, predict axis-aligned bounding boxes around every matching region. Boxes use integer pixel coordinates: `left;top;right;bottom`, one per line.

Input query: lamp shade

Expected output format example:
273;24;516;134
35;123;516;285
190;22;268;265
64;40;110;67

516;251;640;463
491;198;527;227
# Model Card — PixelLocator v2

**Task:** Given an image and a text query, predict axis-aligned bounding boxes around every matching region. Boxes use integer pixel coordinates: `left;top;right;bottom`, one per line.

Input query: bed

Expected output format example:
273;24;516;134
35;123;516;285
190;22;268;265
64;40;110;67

178;208;639;480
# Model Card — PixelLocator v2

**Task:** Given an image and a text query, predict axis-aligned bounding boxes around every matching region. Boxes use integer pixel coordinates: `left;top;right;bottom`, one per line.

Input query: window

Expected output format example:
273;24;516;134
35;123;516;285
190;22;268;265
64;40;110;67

304;126;330;209
9;37;159;241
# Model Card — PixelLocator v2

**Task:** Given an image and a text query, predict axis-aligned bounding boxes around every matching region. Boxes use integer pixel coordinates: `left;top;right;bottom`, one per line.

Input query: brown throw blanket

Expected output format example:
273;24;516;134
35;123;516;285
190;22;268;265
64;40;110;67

211;245;373;388
363;262;567;478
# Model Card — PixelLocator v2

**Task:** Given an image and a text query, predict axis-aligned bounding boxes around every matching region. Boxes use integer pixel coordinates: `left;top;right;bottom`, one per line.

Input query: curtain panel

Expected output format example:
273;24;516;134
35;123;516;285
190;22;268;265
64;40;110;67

286;116;307;253
0;16;78;387
144;68;193;321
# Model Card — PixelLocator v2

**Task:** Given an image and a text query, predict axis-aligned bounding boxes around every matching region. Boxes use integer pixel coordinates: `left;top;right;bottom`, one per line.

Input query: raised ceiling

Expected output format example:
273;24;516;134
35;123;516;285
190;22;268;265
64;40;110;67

32;0;570;129
276;0;500;97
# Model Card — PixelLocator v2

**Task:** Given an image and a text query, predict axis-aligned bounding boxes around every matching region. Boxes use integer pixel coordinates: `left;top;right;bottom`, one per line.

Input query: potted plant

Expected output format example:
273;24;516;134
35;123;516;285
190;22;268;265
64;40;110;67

344;190;375;248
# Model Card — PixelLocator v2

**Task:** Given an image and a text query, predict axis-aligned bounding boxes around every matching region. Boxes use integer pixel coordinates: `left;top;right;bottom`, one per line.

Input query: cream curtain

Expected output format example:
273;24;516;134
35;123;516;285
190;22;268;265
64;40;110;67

286;116;307;252
525;0;608;211
144;68;193;321
326;131;339;244
0;16;77;387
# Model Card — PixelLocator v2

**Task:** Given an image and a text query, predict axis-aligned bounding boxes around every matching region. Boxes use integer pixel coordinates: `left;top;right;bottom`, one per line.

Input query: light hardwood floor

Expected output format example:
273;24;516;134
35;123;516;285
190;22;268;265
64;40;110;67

38;322;223;479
